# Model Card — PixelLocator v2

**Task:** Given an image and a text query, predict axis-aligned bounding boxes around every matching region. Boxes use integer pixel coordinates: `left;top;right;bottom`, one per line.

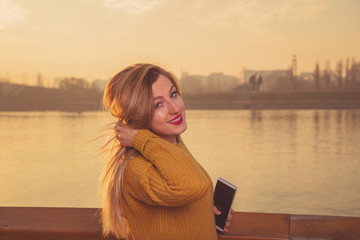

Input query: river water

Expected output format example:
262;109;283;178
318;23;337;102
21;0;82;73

0;109;359;217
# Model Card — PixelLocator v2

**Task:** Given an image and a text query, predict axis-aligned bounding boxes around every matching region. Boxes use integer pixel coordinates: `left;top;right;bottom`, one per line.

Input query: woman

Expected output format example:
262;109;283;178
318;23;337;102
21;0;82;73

100;63;231;239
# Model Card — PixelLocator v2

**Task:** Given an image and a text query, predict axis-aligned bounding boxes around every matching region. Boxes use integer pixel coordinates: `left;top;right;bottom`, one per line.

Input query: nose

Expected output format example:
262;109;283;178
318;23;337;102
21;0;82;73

168;99;180;114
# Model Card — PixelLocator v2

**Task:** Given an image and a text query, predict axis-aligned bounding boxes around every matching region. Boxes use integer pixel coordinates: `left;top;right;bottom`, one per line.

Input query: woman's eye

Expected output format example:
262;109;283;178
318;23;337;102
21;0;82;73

170;91;178;98
155;102;162;108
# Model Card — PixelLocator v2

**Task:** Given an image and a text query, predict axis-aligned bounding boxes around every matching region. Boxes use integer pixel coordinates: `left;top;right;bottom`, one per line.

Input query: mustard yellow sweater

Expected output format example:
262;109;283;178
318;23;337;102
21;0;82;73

122;129;218;240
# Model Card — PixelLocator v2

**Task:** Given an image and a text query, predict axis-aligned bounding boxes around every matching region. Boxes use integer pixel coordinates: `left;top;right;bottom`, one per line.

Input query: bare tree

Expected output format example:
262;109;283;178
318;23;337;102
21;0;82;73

257;75;263;91
335;60;343;90
322;60;331;91
345;58;350;90
350;58;359;89
314;63;320;91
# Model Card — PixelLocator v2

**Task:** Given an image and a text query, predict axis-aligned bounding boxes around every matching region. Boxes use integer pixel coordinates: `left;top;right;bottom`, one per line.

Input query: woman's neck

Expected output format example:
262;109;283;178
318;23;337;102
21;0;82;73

160;135;178;145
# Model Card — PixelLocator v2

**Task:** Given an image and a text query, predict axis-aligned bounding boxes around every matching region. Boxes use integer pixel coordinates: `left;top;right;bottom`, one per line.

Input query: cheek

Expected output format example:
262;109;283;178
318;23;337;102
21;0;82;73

178;98;185;110
150;109;168;129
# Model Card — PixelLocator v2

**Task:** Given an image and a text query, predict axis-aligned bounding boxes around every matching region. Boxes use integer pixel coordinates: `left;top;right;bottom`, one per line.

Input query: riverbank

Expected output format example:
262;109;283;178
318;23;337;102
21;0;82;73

1;83;360;111
183;91;360;110
0;83;102;112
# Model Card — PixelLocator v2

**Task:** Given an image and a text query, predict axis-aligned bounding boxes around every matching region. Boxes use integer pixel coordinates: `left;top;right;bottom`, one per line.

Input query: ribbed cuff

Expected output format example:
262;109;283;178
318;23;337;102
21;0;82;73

133;129;157;154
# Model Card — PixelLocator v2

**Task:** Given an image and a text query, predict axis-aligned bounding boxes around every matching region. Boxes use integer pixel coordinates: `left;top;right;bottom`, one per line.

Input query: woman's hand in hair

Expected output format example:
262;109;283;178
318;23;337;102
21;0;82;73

115;121;138;147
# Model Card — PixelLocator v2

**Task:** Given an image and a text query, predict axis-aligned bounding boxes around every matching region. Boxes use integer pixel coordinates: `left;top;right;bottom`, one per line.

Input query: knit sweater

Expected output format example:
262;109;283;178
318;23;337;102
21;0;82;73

122;129;218;240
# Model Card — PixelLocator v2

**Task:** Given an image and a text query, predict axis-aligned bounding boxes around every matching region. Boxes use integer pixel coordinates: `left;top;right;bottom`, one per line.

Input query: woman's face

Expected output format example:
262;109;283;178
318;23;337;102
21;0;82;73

150;75;187;144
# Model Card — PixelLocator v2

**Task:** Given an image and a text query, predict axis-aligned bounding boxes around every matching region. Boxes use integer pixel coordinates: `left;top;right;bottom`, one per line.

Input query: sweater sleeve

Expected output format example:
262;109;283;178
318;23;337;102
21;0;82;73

123;129;210;207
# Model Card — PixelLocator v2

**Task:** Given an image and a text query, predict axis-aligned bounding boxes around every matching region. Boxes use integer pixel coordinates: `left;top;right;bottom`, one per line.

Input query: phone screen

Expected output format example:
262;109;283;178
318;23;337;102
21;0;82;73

213;178;237;231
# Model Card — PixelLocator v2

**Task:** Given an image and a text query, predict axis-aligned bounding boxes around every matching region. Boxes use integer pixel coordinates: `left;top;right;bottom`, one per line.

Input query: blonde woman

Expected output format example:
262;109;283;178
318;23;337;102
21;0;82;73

100;63;232;239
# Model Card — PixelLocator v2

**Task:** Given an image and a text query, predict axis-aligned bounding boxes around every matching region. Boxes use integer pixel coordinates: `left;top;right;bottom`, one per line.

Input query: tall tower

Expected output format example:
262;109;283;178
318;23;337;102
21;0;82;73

292;54;297;76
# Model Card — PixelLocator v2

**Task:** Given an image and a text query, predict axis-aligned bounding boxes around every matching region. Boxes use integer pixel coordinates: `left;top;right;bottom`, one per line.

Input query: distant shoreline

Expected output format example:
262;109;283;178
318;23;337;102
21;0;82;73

1;83;360;112
1;97;359;112
182;91;360;110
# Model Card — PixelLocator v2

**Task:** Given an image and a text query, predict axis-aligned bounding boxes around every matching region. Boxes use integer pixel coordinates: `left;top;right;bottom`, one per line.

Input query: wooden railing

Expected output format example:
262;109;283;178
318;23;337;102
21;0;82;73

1;207;359;239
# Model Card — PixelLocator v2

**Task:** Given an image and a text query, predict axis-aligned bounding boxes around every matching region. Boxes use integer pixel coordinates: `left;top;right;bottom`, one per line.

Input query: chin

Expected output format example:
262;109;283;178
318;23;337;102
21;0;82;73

179;123;187;134
174;120;187;134
165;124;187;137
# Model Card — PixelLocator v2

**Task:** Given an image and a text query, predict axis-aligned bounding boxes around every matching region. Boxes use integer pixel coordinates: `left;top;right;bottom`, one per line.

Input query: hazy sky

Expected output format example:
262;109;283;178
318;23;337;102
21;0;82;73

1;0;359;84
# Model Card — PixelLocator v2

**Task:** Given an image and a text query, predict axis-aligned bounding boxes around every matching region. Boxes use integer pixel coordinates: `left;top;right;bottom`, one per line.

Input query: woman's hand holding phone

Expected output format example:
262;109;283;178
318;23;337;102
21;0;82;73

214;206;235;232
213;178;237;232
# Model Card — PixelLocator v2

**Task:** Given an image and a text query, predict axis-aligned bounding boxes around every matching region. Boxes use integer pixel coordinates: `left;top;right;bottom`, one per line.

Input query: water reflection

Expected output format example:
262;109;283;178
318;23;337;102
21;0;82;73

250;110;263;122
0;110;359;217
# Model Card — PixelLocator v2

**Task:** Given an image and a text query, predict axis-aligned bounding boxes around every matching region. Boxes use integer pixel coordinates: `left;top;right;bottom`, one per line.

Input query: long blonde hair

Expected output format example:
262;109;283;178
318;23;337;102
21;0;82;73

100;63;180;238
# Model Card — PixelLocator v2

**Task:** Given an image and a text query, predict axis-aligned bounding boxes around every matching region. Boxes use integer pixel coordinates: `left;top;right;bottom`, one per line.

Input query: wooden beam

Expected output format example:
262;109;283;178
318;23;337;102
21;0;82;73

290;214;360;240
0;207;116;240
218;212;289;240
1;207;360;240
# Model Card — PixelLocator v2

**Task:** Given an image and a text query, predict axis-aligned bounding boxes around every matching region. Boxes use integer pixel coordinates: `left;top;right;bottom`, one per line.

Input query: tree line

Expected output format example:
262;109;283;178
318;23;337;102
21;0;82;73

314;58;360;91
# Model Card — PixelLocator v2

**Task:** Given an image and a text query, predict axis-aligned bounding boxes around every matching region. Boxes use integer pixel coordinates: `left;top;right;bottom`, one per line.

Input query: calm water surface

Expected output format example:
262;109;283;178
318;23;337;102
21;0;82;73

0;110;359;217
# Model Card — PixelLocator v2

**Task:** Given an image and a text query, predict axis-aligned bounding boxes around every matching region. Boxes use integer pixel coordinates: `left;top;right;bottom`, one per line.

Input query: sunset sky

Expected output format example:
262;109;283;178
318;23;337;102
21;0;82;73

1;0;359;85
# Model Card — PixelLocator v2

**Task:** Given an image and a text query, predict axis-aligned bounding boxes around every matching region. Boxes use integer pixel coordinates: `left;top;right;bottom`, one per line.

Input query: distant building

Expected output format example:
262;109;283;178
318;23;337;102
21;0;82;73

0;82;25;98
180;72;239;93
61;77;88;90
299;72;314;82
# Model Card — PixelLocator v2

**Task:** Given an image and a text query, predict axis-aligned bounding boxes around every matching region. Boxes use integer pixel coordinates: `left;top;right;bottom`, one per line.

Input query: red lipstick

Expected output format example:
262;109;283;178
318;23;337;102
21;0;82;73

169;114;183;125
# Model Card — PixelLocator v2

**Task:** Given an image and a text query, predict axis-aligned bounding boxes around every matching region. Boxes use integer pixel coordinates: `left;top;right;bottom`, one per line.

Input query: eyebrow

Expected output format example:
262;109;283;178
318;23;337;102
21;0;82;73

153;85;175;101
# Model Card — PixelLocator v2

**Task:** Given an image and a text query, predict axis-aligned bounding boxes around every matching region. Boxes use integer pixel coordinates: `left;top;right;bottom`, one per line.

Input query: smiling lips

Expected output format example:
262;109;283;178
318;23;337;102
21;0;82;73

169;114;183;125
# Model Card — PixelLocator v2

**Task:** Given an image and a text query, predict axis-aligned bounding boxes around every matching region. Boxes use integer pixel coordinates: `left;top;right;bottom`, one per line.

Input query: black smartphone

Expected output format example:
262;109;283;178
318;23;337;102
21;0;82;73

213;177;237;232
